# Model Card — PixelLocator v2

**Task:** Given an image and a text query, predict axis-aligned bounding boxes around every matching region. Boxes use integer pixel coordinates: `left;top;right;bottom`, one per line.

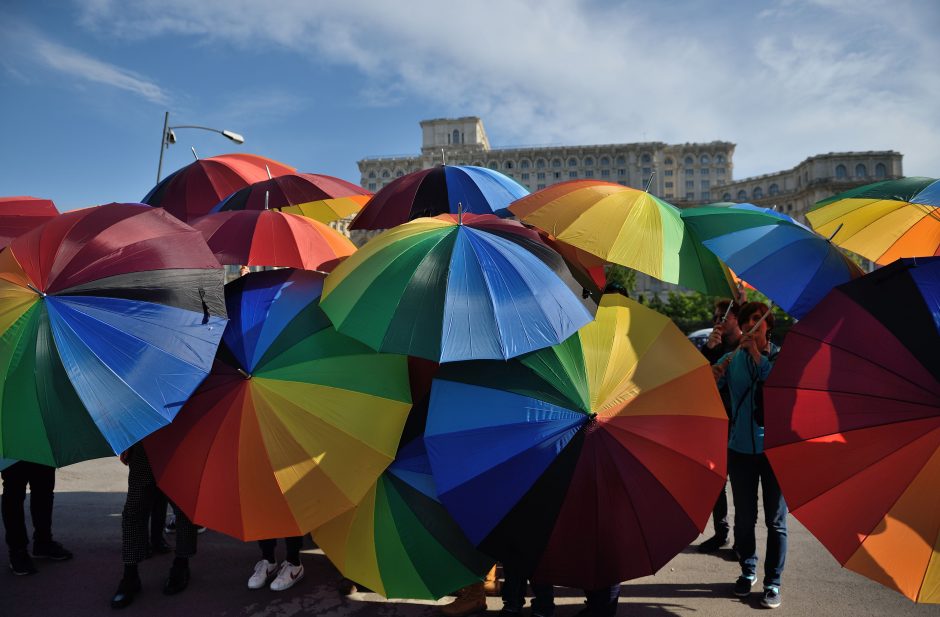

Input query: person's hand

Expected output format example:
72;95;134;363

739;331;767;363
119;450;129;465
711;356;730;381
706;323;724;349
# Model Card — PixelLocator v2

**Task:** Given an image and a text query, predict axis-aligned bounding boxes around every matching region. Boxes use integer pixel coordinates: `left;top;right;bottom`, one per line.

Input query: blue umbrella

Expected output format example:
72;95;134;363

681;203;865;319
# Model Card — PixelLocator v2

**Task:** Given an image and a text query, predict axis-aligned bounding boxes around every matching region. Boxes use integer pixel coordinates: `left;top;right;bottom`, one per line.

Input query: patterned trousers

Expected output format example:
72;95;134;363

121;445;198;564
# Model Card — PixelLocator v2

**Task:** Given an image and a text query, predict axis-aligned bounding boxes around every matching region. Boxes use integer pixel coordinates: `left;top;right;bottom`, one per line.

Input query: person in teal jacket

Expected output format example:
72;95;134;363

712;301;786;609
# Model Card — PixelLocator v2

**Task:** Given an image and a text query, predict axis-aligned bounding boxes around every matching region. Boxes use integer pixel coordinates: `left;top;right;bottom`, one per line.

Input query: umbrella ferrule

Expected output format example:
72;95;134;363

236;368;251;380
26;283;45;297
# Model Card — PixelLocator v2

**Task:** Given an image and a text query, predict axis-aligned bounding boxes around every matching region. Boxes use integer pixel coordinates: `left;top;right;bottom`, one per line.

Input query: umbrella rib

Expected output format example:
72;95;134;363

602;420;728;483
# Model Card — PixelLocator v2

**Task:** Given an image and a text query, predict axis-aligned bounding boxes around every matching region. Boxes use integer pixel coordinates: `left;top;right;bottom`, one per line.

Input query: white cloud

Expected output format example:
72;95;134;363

74;0;940;177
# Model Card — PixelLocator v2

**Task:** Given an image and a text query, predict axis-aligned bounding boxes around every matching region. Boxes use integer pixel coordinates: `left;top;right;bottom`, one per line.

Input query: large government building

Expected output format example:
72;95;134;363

355;117;904;295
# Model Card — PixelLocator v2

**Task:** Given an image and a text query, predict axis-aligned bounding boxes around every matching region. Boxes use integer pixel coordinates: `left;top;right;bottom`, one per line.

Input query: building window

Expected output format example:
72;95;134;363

686;192;695;200
488;162;499;170
769;183;779;196
568;157;578;167
700;154;710;164
452;129;460;144
381;170;390;178
686;180;694;189
716;154;725;163
737;190;748;201
753;187;764;199
836;164;847;178
684;156;694;165
701;168;709;175
537;172;546;180
875;163;887;177
368;171;376;179
664;157;674;165
618;169;626;176
395;170;404;177
722;193;732;201
701;191;710;200
368;183;377;190
701;180;710;189
786;203;793;212
554;172;561;179
665;193;674;199
537;159;546;168
600;157;610;166
641;153;652;163
521;173;529;180
537;184;546;190
584;157;594;166
717;168;726;175
585;170;594;178
665;181;674;188
855;164;867;177
664;170;673;177
616;156;626;165
552;159;562;168
504;161;514;170
569;171;578;178
686;168;694;176
600;169;610;177
521;160;530;169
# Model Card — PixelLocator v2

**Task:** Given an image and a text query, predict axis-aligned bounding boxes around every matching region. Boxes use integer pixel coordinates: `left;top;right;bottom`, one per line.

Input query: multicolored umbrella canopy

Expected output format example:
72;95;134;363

314;436;493;600
0;197;58;248
425;295;728;588
807;177;940;264
764;257;940;603
145;269;411;541
212;172;371;224
350;165;528;230
509;180;734;295
143;153;296;222
191;210;356;272
321;213;596;363
0;204;227;467
681;203;865;319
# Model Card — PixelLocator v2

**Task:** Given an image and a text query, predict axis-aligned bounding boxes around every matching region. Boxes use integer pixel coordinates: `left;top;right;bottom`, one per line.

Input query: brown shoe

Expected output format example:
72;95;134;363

483;564;501;596
441;582;486;616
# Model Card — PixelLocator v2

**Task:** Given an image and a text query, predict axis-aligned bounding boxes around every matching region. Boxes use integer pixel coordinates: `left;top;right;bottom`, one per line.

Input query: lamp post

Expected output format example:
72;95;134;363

156;111;245;183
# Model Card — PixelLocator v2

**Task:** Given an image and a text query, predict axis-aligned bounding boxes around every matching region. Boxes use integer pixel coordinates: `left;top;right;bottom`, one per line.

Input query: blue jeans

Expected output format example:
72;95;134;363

581;585;621;616
728;450;787;588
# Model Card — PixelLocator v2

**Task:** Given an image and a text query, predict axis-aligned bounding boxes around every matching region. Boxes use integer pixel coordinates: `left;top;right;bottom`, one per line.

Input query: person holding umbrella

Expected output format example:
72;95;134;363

711;302;786;609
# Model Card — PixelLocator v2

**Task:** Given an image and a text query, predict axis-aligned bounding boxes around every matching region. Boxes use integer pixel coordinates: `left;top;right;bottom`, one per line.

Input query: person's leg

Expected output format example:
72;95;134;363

149;489;169;551
284;535;303;566
581;584;621;616
248;539;279;589
164;502;196;595
500;564;527;614
113;446;155;608
759;454;788;589
728;450;760;588
258;538;277;563
529;580;555;617
698;479;730;552
26;463;54;544
2;463;30;555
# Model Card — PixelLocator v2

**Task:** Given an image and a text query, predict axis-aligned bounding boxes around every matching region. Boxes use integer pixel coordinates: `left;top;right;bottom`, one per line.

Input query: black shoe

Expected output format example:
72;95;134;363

733;575;757;597
697;534;729;553
164;562;190;595
32;540;73;561
111;576;142;609
10;551;37;576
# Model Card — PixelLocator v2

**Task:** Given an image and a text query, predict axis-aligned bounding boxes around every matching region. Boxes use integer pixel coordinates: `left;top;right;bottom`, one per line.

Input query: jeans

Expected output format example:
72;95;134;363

712;479;730;539
728;449;787;587
581;584;621;616
1;462;55;553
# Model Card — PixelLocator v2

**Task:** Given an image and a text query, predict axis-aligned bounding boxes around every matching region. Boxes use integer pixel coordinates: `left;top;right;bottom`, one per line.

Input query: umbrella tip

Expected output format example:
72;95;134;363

236;368;252;380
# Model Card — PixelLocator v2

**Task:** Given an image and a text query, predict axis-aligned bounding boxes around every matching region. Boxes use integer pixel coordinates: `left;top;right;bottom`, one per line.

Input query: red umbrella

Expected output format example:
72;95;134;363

191;210;355;272
0;197;58;248
213;173;371;224
143;154;295;222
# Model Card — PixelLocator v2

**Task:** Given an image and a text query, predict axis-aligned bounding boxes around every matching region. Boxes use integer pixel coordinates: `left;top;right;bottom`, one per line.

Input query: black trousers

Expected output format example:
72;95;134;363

258;536;304;564
712;479;730;538
1;462;55;553
122;445;197;564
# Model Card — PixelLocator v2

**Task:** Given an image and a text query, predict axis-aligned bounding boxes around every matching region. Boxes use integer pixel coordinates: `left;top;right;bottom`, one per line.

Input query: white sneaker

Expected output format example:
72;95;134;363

269;561;304;591
247;560;278;590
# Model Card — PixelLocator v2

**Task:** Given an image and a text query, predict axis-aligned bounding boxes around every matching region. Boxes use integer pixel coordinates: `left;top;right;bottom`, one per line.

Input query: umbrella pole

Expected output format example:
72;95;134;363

826;222;844;243
645;171;656;193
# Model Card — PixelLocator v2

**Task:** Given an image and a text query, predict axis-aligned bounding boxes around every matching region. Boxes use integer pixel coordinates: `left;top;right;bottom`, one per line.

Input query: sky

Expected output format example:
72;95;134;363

1;0;938;211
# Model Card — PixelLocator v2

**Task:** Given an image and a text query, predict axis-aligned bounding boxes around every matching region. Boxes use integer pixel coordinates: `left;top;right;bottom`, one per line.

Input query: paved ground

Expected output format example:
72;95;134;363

1;458;938;617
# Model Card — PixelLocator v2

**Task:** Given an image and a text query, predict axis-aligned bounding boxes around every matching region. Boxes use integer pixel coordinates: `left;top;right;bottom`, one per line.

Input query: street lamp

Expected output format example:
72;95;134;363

156;111;245;183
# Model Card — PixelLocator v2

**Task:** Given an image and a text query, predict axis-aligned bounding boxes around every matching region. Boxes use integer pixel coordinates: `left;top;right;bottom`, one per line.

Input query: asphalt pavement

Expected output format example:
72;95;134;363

1;457;938;617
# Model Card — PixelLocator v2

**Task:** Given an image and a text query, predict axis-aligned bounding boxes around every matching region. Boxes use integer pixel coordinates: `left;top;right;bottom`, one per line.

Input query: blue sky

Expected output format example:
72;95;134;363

2;0;937;211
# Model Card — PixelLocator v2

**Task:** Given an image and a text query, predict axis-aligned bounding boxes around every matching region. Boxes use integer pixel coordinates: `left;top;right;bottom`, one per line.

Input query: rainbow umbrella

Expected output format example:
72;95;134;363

350;165;528;230
145;269;411;540
425;295;728;589
764;257;940;603
0;204;226;466
191;210;356;272
321;214;595;363
807;177;940;264
212;172;371;224
314;436;493;600
143;153;295;222
681;203;864;318
509;180;734;295
0;197;58;248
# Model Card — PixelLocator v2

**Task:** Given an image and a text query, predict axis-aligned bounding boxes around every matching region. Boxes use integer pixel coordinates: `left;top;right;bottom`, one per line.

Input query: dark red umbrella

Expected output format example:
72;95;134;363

191;210;356;272
0;197;59;248
143;154;295;222
212;173;371;224
349;165;528;231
